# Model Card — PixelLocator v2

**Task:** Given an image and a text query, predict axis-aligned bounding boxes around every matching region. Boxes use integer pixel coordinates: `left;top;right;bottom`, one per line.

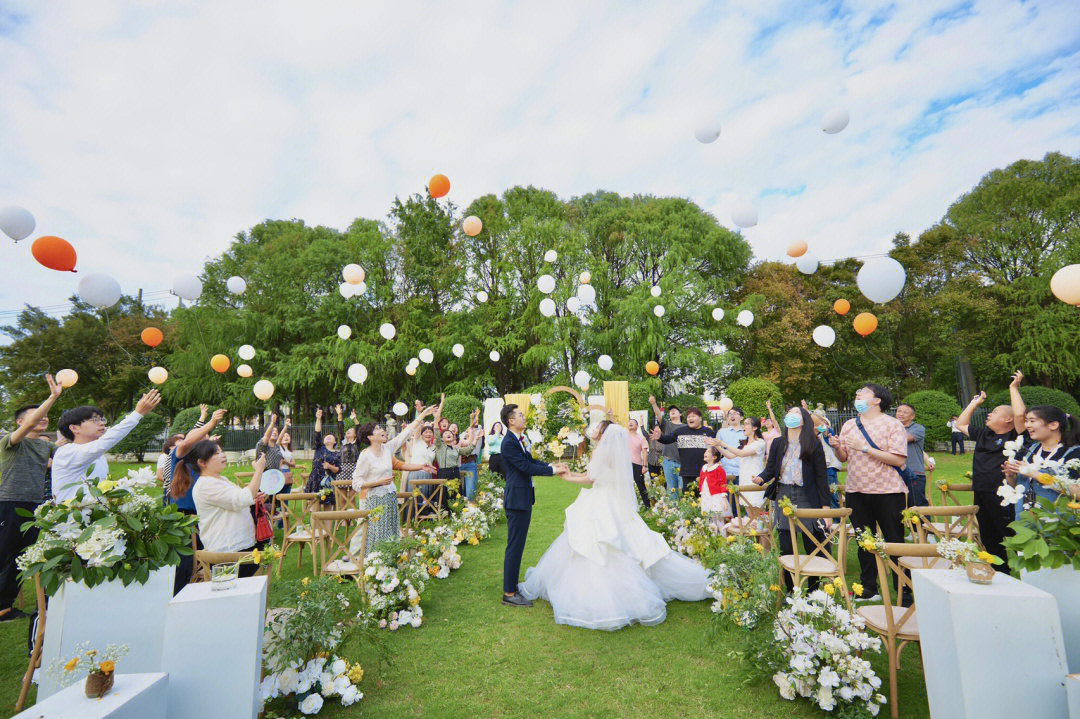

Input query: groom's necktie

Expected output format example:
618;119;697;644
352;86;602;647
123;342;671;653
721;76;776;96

520;433;531;453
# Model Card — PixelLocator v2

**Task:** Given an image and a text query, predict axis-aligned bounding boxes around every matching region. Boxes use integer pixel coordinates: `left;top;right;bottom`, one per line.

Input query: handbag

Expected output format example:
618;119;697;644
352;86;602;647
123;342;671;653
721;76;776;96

252;501;274;543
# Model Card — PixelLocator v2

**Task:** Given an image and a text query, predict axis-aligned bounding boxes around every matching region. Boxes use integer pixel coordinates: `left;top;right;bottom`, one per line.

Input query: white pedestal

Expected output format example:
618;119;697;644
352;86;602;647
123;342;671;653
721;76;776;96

163;576;267;719
1024;566;1080;672
14;672;167;718
38;567;175;700
1068;675;1080;719
913;568;1070;719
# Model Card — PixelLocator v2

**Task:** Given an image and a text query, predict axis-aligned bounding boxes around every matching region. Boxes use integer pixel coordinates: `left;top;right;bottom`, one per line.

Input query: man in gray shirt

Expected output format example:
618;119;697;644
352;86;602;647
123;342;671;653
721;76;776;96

895;403;927;507
649;395;684;496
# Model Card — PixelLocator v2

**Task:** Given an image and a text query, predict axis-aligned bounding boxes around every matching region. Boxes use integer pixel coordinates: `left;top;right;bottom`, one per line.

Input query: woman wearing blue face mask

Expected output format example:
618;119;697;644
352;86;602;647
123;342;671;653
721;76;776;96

811;409;843;508
751;406;830;590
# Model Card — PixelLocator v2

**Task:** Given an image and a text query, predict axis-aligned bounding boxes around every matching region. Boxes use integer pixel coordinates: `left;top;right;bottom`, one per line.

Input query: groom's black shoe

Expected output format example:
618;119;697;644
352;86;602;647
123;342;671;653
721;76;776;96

502;592;533;607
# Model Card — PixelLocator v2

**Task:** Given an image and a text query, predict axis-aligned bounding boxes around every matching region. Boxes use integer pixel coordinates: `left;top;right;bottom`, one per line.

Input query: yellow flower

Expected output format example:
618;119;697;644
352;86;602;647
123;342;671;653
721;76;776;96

468;536;479;545
726;535;737;543
769;584;781;592
851;583;863;597
976;551;995;563
753;543;765;553
348;665;364;684
97;480;116;492
250;549;262;565
1068;501;1080;510
300;591;308;598
860;539;876;552
938;483;949;492
301;577;310;586
410;596;420;606
64;658;79;672
1036;473;1056;487
683;519;691;526
99;661;115;674
782;507;793;517
823;583;835;595
741;592;749;598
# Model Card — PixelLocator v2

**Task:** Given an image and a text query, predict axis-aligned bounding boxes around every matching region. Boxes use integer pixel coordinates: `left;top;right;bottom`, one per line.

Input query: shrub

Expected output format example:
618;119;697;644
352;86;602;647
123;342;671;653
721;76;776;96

725;378;784;421
986;386;1080;418
440;393;482;430
169;405;204;436
900;390;962;445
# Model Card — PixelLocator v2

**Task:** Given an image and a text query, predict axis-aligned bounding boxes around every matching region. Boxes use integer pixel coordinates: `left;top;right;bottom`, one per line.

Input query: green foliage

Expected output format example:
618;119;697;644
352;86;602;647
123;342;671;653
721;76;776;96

986;386;1080;417
900;390;962;445
440;393;481;429
663;393;709;422
112;412;167;462
703;538;780;631
725;377;783;420
628;378;661;411
1005;497;1080;573
169;405;204;436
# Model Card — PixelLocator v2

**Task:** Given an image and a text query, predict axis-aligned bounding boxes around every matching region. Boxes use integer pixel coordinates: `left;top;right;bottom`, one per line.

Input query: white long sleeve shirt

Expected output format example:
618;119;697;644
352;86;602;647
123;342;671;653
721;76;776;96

192;475;256;553
51;411;143;503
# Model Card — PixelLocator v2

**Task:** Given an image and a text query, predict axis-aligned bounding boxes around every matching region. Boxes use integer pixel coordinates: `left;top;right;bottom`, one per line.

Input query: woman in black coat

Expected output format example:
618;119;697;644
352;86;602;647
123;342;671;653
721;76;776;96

753;405;830;589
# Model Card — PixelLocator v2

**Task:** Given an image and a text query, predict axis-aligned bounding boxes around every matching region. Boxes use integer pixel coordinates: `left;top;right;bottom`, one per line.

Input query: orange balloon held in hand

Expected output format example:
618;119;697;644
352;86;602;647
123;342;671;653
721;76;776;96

645;361;660;376
853;312;878;337
141;327;163;347
31;236;78;272
210;354;231;373
833;298;850;316
428;174;450;199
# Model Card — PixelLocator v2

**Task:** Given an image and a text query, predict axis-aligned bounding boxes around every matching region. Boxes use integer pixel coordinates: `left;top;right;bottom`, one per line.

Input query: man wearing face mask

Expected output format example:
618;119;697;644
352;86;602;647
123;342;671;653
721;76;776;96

830;384;908;601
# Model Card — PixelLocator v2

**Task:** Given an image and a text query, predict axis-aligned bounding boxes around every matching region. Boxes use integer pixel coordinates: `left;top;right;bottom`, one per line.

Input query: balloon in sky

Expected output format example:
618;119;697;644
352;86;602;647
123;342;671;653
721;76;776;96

0;205;35;241
172;275;202;301
812;325;836;348
853;312;878;336
140;327;163;348
56;368;78;388
237;363;253;378
598;354;613;371
428;174;450;198
419;348;434;364
539;297;556;317
462;216;482;237
348;363;367;384
226;276;247;294
148;366;168;385
452;343;465;358
537;274;556;294
337;325;351;340
342;264;365;284
77;273;121;308
476;290;488;303
796;253;819;275
736;310;754;327
1050;264;1080;305
253;379;274;400
579;271;591;284
392;402;408;416
338;282;354;299
645;361;659;376
566;296;581;313
577;283;596;304
711;307;724;321
731;202;758;228
856;257;906;303
31;236;77;272
833;298;850;315
379;322;396;340
653;305;665;317
544;249;558;263
787;240;808;258
694;119;722;144
822;108;850;134
574;370;590;390
718;396;733;412
238;344;256;360
489;350;501;362
210;354;230;373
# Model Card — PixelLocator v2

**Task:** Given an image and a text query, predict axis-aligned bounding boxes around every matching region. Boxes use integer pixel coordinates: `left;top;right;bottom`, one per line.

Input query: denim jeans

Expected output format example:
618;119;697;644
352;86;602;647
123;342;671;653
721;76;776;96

910;474;928;507
460;461;479;500
826;467;840;509
661;458;682;496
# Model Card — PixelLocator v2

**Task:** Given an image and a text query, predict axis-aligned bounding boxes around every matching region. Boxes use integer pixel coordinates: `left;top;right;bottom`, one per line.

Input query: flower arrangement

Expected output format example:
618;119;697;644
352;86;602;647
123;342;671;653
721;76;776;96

1002;457;1080;573
48;642;128;691
358;537;430;630
17;468;197;595
768;588;886;717
706;537;779;629
935;538;1001;568
644;481;725;560
261;655;364;715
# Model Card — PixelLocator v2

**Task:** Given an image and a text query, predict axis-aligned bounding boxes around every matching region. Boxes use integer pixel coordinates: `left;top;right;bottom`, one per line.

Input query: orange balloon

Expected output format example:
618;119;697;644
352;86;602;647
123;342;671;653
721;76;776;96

786;240;808;258
141;327;163;348
645;361;660;376
210;354;231;373
833;298;850;316
31;236;77;272
853;312;878;337
428;174;450;198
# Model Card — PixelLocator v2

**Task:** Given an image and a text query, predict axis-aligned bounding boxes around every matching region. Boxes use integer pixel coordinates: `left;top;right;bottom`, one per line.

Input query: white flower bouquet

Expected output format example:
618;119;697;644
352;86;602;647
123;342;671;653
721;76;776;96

261;655;364;715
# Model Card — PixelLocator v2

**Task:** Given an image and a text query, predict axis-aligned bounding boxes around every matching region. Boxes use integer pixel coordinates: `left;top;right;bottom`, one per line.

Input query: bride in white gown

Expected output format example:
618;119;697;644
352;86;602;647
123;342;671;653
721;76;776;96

519;421;710;630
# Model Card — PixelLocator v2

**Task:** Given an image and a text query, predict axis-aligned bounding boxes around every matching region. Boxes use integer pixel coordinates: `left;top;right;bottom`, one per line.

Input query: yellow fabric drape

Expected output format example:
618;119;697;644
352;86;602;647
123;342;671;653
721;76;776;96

503;394;533;421
603;381;629;427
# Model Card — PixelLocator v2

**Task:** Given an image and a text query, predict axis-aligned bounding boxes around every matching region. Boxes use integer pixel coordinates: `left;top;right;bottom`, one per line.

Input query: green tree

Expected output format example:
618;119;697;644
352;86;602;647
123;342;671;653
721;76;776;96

725;377;784;420
900;391;961;445
113;411;167;462
986;386;1080;417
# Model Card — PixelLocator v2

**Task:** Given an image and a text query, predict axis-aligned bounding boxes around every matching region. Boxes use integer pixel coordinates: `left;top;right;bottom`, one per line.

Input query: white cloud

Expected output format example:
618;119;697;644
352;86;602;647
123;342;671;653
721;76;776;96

1;0;1078;322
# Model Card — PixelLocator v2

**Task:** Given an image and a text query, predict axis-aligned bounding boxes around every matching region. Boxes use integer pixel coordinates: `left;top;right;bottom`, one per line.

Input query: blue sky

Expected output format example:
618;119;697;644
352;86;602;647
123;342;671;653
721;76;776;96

1;0;1078;323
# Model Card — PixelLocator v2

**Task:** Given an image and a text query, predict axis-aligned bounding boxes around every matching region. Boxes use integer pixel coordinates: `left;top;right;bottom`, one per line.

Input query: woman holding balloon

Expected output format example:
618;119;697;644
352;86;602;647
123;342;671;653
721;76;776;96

304;408;340;504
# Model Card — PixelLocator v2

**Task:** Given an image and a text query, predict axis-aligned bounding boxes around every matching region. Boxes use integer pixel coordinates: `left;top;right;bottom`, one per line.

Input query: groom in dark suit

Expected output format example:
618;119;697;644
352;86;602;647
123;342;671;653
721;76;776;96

500;403;568;606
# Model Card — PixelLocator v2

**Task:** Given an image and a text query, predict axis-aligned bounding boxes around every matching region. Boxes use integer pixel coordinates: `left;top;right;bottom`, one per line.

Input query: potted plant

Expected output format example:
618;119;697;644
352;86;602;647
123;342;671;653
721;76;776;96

48;642;128;698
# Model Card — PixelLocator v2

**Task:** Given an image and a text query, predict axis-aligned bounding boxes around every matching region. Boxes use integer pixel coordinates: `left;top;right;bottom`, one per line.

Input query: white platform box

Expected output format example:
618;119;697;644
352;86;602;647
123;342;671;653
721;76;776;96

38;566;175;700
914;568;1070;719
14;672;167;719
1024;566;1080;672
164;576;267;719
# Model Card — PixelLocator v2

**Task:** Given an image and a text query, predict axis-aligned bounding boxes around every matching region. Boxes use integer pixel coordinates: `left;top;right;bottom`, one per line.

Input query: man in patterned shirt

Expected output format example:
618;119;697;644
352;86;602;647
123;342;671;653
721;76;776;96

830;384;908;600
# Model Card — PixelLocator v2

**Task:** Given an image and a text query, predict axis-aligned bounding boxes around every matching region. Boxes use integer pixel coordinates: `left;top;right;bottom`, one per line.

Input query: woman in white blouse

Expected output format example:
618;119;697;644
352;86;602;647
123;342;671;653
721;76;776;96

176;441;266;577
352;405;438;549
713;416;767;511
401;423;437;493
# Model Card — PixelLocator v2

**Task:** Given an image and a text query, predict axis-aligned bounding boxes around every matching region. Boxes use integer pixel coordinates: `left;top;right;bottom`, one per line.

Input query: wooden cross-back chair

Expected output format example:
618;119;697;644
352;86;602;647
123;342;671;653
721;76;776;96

331;479;357;511
723;486;768;541
401;479;448;529
15;576;46;712
898;504;980;571
780;507;853;608
930;483;979;540
274;491;323;574
191;550;272;592
858;542;933;719
311;509;371;583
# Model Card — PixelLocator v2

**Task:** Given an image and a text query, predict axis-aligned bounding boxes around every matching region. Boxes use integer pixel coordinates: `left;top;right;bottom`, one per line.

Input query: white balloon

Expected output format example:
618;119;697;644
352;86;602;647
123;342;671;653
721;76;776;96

226;276;246;294
405;364;417;376
566;296;581;312
77;273;121;309
579;271;591;284
812;325;836;348
342;264;365;284
718;396;733;412
452;343;465;357
237;363;252;377
408;357;419;368
147;366;168;385
544;250;558;263
577;283;596;304
337;325;352;340
597;354;613;371
476;290;488;303
822;107;850;134
732;202;758;228
650;285;661;297
393;402;408;416
172;275;202;301
419;348;434;364
238;345;255;360
0;205;35;241
379;322;396;340
796;253;819;275
338;282;354;299
253;379;274;401
539;297;557;317
489;350;501;362
537;274;556;294
711;307;725;321
574;370;591;389
736;310;754;327
856;257;906;304
353;280;367;296
653;304;665;317
348;363;368;384
694;119;722;144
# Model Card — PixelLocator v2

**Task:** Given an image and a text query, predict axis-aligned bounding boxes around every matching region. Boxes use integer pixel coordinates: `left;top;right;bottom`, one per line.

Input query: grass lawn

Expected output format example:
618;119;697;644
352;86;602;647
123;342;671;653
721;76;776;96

1;454;977;717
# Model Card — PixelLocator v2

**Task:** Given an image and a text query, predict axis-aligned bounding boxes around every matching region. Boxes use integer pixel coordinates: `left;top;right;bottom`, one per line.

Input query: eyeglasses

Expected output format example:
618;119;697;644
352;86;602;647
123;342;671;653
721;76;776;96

84;417;107;425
